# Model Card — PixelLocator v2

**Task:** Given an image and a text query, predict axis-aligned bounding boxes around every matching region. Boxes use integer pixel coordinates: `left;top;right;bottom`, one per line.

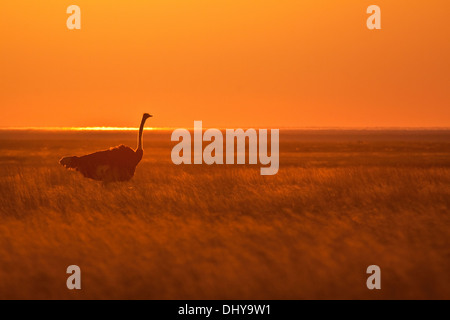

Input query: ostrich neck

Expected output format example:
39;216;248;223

137;117;146;151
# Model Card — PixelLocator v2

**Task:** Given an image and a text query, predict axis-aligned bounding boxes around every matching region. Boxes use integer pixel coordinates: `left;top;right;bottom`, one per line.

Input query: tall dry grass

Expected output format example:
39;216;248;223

0;130;449;299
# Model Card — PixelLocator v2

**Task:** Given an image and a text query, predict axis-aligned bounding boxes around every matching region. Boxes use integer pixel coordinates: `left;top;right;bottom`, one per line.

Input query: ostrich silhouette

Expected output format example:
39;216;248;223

59;113;152;183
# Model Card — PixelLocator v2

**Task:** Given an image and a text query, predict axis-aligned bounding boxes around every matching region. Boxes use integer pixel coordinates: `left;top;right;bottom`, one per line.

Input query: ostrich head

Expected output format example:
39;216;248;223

137;113;152;151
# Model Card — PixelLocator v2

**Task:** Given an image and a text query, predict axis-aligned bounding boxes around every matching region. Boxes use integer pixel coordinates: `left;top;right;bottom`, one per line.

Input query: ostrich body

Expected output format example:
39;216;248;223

59;113;152;183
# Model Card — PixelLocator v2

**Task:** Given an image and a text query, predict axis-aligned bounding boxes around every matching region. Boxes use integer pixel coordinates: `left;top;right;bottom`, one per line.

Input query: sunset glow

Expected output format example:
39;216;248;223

0;1;449;301
0;0;449;128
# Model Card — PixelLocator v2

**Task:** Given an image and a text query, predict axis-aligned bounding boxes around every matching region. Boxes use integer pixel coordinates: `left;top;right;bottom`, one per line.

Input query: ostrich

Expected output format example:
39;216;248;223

59;113;152;183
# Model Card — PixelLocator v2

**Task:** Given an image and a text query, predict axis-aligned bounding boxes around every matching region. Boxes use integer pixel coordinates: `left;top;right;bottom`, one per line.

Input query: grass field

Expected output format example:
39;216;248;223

0;129;449;299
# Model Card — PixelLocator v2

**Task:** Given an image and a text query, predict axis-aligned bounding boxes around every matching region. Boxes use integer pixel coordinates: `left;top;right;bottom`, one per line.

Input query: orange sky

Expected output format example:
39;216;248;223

0;0;449;128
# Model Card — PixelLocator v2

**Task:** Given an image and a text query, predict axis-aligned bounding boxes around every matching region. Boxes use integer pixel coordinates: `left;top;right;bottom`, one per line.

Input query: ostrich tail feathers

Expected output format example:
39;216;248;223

59;156;78;169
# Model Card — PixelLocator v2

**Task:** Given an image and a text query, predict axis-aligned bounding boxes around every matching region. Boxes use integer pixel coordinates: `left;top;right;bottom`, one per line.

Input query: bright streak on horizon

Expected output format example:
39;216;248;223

0;127;172;131
67;127;154;131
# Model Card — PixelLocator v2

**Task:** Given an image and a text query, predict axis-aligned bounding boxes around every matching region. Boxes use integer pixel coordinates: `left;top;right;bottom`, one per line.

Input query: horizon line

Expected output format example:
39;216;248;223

1;126;450;131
